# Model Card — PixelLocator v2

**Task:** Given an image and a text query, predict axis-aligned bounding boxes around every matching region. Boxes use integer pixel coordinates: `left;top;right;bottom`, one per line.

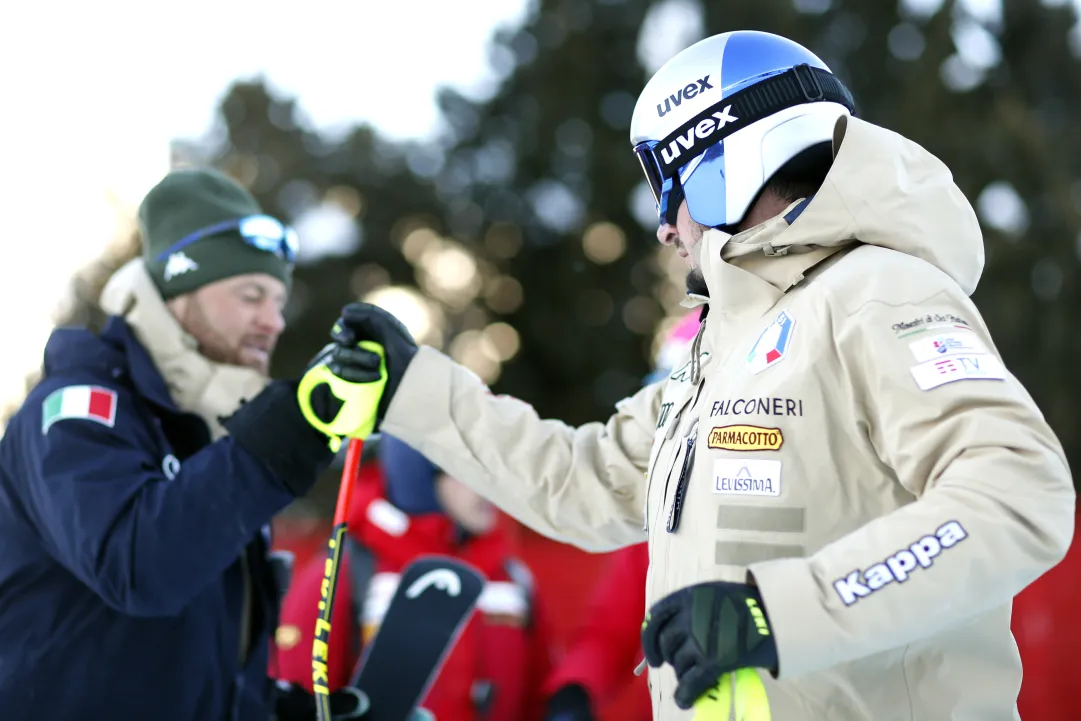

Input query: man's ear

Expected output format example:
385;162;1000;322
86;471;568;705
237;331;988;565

165;295;186;319
165;294;194;332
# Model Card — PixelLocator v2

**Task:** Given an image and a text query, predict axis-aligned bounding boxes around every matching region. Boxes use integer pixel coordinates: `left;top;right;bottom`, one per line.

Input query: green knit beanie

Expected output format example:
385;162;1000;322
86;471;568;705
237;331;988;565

138;168;294;300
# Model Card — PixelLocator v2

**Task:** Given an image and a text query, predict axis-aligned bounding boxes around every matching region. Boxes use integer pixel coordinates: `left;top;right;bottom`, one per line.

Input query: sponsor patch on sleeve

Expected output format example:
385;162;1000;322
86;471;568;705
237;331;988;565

891;313;971;337
908;330;987;363
909;353;1006;390
707;425;783;451
833;521;968;606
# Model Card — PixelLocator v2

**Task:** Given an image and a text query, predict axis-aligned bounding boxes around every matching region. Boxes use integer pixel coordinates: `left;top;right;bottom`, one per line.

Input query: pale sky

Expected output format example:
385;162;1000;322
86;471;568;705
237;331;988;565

0;0;1056;415
0;0;532;413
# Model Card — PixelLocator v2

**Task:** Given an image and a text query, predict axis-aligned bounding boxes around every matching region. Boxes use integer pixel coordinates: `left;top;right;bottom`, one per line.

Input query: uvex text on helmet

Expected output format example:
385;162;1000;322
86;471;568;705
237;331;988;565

629;31;857;229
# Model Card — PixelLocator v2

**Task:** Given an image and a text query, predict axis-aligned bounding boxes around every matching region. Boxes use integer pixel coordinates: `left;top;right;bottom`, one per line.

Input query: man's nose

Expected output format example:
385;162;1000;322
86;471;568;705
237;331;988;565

657;223;678;246
258;302;286;336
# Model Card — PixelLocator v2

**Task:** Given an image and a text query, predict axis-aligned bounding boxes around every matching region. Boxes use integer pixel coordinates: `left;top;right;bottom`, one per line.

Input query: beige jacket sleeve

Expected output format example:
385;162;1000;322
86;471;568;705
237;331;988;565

749;283;1075;679
380;347;658;551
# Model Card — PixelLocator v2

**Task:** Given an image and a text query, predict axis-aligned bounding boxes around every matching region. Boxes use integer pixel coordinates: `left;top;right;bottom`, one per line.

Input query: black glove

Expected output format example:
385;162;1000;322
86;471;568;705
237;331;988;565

222;380;336;497
640;581;778;710
274;681;369;720
327;302;419;423
543;684;595;721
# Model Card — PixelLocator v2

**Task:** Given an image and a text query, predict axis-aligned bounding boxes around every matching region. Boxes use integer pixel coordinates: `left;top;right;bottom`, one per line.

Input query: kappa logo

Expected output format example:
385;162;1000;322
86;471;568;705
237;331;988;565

833;520;968;606
658;105;739;167
656;75;715;117
707;425;783;451
164;252;199;281
161;454;181;481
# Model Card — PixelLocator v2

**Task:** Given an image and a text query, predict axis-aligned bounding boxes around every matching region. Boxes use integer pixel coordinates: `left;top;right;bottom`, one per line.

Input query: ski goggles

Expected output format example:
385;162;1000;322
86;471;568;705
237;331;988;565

634;141;687;227
633;63;857;228
155;214;298;263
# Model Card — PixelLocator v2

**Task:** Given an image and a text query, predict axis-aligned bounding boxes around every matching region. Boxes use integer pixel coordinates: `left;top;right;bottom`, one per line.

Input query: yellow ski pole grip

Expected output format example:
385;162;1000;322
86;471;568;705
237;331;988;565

693;669;771;721
297;341;388;452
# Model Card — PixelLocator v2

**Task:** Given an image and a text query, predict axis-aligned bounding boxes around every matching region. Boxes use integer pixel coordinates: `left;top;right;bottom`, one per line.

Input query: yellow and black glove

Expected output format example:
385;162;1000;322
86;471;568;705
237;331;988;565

297;303;418;451
641;581;777;713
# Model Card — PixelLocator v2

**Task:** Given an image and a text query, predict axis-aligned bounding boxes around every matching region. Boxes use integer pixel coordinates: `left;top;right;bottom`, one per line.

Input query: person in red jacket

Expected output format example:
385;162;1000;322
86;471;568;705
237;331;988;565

275;434;555;721
542;543;650;721
1013;503;1081;721
542;312;701;721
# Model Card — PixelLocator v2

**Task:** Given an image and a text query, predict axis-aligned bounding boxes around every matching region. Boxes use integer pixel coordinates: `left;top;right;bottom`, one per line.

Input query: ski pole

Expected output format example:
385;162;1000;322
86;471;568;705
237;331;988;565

692;670;771;721
634;661;771;720
313;437;364;721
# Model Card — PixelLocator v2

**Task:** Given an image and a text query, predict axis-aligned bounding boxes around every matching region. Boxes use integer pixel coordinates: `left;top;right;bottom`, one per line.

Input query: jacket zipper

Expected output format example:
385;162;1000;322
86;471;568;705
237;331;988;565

643;393;692;532
238;551;252;666
666;420;699;533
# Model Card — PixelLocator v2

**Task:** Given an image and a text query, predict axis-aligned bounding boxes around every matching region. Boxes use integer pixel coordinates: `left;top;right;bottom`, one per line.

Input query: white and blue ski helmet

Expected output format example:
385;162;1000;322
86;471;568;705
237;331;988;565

630;31;857;229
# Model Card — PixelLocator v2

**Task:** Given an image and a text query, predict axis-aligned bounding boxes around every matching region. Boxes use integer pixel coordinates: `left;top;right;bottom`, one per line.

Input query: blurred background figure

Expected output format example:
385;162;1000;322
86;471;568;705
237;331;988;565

5;1;1081;718
1012;505;1081;721
275;434;555;720
541;311;699;721
541;544;650;721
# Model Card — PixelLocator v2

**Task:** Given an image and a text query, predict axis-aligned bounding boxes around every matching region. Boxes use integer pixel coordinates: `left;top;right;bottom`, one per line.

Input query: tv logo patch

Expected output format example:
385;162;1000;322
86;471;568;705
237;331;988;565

909;353;1005;390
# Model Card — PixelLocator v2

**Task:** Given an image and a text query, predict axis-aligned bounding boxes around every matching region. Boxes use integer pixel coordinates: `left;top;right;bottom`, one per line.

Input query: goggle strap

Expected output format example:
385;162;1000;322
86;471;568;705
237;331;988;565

653;64;857;179
155;215;296;263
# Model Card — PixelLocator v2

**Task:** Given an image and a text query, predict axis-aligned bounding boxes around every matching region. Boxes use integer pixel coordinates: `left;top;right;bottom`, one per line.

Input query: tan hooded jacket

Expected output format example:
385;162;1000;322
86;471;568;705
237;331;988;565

381;116;1074;720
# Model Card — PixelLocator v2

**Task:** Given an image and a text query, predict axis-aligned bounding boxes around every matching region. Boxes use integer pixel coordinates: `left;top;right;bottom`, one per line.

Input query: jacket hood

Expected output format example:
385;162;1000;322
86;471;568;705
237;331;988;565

691;116;985;316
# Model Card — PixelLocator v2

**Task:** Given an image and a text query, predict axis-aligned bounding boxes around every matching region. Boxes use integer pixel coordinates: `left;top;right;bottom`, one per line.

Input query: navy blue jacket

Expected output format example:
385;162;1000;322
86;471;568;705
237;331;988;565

0;318;301;721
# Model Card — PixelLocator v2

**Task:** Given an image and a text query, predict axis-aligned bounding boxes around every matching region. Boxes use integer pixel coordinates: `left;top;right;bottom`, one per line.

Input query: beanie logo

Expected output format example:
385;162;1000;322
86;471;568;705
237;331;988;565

163;252;199;281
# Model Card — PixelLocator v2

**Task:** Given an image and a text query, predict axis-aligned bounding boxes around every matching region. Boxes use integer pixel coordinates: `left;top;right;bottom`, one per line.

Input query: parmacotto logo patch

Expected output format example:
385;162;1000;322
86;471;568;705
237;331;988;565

707;424;783;451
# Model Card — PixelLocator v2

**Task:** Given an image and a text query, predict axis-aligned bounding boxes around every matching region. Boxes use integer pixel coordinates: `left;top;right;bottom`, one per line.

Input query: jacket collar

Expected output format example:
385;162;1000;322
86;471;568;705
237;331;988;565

102;316;183;413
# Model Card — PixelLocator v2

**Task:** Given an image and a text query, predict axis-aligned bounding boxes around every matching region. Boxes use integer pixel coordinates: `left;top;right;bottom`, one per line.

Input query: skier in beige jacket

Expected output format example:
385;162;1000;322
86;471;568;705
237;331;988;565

305;31;1074;720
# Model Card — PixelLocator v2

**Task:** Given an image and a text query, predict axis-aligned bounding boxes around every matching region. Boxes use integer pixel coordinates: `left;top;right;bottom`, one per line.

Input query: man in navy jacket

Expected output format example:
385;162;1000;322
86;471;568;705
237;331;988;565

0;169;363;720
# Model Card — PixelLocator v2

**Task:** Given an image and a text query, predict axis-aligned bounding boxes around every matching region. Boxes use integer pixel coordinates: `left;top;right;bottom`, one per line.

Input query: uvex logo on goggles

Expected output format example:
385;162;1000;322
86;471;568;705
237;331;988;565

657;104;738;168
643;64;859;184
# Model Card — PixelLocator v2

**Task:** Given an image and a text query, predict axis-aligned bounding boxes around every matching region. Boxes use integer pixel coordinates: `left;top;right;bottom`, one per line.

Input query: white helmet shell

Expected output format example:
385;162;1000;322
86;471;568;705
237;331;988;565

630;31;855;228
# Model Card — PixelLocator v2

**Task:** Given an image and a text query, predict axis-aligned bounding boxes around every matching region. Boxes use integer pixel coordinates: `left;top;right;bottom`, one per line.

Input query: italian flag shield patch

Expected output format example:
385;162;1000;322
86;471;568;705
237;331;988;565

41;385;118;434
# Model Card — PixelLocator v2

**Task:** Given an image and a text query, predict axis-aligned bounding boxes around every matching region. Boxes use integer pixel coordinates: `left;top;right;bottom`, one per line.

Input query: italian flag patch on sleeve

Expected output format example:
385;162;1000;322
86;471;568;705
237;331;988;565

41;385;118;434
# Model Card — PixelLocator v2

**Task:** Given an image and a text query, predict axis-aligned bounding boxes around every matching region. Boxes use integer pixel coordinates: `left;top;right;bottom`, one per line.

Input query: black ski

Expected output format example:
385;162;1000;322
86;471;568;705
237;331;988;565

349;555;485;720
